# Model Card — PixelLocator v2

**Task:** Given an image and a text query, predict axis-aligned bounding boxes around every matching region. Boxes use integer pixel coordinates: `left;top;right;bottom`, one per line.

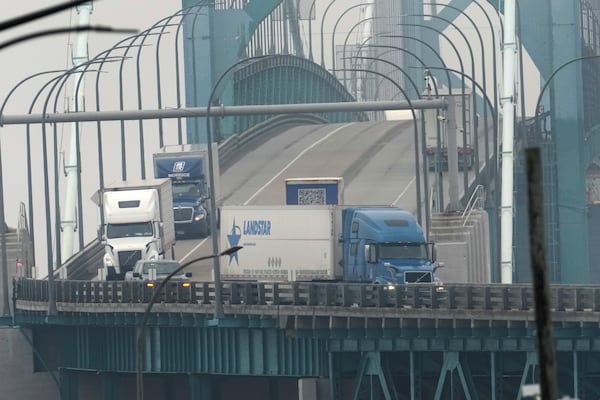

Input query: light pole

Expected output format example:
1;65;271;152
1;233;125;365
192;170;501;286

424;2;491;170
535;55;600;135
411;13;478;191
320;0;339;67
334;66;424;225
331;3;373;72
136;245;242;400
424;66;497;150
471;0;500;129
351;55;433;232
361;44;447;211
341;16;389;98
0;69;66;269
391;23;468;211
307;0;316;61
205;55;275;319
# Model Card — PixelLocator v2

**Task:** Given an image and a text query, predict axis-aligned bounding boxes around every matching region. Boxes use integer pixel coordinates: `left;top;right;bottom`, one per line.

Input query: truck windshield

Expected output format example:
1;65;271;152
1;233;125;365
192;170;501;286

379;243;429;260
106;222;153;239
173;183;202;197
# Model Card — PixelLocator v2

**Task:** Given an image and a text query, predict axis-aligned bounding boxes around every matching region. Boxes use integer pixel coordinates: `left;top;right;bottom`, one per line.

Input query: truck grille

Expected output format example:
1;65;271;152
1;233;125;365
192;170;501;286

174;207;194;222
117;250;142;271
404;271;432;283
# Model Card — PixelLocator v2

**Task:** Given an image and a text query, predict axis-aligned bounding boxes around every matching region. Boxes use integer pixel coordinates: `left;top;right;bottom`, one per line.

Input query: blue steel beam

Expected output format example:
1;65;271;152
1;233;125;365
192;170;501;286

435;0;594;283
243;0;283;21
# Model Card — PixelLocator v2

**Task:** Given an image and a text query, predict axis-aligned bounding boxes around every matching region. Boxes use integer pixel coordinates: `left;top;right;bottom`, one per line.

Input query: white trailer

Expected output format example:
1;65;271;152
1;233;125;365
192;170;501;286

99;178;175;279
219;205;343;282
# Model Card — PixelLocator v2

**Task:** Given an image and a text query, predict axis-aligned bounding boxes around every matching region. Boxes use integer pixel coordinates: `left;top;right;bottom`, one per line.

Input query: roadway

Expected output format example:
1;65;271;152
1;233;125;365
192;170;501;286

174;120;486;280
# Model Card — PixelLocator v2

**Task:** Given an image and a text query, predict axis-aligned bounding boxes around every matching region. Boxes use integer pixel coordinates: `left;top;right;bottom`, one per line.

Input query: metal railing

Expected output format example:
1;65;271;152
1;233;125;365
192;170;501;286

461;184;486;227
14;278;600;316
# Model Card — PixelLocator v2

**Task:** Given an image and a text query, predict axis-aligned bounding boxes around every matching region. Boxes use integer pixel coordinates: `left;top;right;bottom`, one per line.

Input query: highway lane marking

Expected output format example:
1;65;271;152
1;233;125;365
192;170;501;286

242;122;354;205
180;122;354;263
391;176;416;206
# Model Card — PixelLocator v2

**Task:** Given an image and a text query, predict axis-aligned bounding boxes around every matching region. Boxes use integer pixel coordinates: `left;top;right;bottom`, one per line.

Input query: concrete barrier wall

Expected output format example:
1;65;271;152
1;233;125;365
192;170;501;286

0;327;57;400
430;210;491;283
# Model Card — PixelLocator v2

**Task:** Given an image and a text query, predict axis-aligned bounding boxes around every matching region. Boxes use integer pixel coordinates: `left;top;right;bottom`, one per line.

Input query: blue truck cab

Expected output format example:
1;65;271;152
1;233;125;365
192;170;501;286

341;207;439;285
153;144;213;238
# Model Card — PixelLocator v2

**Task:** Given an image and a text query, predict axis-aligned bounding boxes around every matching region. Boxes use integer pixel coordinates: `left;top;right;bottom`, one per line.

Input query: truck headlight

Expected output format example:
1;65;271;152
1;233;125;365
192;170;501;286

194;214;205;221
434;279;446;293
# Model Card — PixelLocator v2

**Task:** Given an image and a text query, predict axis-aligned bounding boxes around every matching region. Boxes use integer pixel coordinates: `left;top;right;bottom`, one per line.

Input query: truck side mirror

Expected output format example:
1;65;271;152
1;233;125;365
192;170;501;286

431;244;437;263
98;228;107;244
364;244;377;264
132;272;142;279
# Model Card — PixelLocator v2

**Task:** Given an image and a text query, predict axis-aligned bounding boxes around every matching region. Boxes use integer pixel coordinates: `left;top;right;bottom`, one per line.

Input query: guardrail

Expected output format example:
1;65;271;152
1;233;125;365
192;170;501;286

219;114;328;170
461;184;486;227
14;278;600;314
52;239;105;280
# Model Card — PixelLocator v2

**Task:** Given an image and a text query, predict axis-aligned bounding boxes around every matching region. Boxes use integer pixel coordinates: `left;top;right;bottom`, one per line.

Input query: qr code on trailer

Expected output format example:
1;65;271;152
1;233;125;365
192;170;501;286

297;188;326;205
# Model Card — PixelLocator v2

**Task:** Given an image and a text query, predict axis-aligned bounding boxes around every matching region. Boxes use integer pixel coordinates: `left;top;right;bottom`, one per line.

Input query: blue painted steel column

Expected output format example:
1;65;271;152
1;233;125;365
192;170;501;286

547;1;589;282
497;0;590;282
101;372;120;400
181;1;283;143
190;374;214;399
59;368;77;400
516;352;538;400
433;352;477;400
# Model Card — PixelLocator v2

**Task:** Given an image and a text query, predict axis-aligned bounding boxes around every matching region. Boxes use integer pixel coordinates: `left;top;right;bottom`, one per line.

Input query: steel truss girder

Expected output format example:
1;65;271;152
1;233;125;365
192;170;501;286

433;351;478;400
351;352;398;400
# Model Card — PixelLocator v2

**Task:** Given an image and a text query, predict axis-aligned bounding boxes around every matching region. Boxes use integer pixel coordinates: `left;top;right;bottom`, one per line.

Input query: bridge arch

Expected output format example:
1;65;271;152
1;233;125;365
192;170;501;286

226;54;366;138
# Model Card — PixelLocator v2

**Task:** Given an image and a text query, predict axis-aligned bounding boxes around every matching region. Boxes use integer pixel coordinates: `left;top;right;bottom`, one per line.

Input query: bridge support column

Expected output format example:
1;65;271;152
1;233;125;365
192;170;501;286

351;352;397;400
100;372;120;400
490;352;504;400
409;351;422;400
328;352;342;400
433;351;478;400
59;368;77;400
516;352;538;400
189;374;215;400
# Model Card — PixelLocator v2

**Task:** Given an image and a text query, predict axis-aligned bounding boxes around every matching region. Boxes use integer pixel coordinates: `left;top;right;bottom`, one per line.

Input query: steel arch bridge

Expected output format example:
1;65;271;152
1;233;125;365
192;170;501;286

184;0;600;285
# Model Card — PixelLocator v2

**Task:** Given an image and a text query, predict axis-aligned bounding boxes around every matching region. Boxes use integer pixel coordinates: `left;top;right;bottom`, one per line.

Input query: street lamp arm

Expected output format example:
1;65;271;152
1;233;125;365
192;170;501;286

534;55;600;131
424;66;497;122
333;67;423;225
331;3;373;71
136;245;242;400
348;55;420;98
359;45;439;98
376;36;452;94
205;55;275;322
320;0;339;67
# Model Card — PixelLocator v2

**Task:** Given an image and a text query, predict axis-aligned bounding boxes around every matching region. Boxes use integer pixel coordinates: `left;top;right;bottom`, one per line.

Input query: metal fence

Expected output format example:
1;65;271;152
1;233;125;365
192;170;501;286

14;278;600;314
